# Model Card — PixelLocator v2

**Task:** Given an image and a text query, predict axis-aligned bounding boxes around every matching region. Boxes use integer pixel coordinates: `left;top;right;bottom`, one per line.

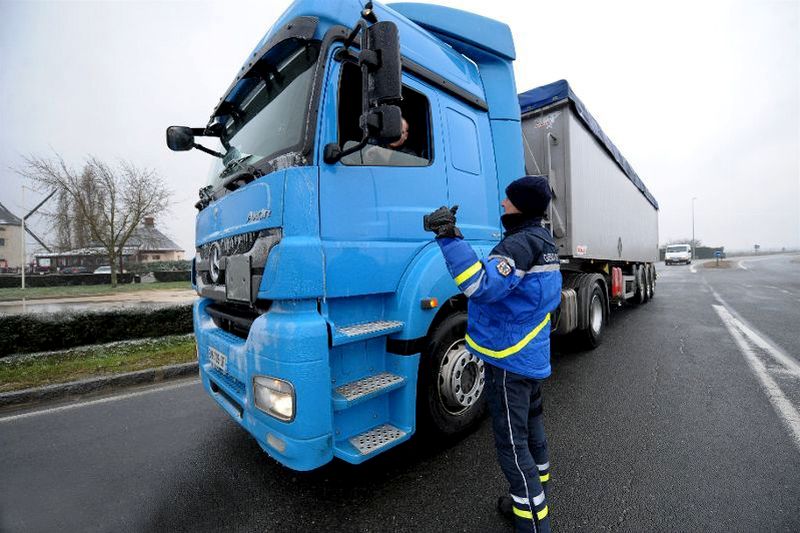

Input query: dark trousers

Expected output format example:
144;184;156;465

485;364;551;533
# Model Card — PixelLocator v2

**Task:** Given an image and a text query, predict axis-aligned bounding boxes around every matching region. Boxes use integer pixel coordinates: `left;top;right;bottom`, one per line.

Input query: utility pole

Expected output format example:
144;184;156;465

691;197;697;260
21;185;26;291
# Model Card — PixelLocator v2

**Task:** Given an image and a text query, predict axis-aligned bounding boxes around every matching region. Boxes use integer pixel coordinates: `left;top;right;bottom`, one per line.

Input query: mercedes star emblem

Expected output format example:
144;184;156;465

209;242;221;283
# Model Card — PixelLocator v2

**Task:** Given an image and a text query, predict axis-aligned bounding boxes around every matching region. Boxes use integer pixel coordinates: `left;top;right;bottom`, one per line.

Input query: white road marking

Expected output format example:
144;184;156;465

0;379;200;424
713;304;800;452
690;264;697;274
705;283;800;378
738;261;748;270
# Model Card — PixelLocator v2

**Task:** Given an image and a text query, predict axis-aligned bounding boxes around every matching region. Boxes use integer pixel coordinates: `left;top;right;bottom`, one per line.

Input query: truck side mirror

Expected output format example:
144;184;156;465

166;126;195;151
364;104;402;144
365;21;401;105
323;17;403;164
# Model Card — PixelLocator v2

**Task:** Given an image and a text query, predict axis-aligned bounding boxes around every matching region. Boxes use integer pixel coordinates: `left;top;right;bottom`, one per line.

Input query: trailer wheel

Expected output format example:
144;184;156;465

648;264;656;298
575;281;606;349
635;265;648;304
418;312;487;436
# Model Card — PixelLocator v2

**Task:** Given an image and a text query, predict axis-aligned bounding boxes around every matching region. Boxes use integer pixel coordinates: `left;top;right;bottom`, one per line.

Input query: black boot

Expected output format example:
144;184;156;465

497;495;513;518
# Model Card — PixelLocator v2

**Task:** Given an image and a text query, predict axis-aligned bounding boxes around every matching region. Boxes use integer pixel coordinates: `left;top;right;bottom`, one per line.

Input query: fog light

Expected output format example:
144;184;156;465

253;376;295;421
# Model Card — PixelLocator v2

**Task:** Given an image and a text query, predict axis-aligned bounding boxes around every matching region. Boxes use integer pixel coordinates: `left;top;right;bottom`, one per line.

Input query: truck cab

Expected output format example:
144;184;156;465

168;0;523;471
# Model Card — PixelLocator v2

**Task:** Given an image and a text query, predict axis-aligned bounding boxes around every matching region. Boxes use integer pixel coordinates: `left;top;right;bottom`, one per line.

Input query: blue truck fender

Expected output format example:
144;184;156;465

388;240;495;344
388;241;459;344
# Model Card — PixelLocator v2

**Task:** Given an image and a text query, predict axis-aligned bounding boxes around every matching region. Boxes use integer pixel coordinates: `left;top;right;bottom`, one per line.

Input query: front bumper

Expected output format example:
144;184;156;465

194;298;333;471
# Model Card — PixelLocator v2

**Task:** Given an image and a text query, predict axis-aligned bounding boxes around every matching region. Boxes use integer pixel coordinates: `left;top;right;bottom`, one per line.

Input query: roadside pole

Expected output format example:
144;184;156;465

691;196;697;261
21;184;26;292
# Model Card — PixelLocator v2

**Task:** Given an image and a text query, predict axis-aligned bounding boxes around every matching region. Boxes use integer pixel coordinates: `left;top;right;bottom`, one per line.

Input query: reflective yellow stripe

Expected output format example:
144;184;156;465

540;473;550;483
465;313;551;359
512;506;548;521
512;507;532;520
454;261;482;285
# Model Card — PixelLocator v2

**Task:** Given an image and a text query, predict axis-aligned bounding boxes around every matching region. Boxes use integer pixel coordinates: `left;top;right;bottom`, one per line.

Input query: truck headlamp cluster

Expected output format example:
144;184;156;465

253;376;295;421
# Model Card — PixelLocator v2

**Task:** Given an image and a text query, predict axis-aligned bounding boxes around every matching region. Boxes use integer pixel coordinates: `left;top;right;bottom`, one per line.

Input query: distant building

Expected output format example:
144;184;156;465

0;201;23;270
34;217;184;270
128;217;185;262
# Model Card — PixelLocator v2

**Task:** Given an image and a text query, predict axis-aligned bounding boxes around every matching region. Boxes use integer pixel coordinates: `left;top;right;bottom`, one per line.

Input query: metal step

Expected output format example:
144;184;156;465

333;372;404;410
349;424;407;455
332;320;404;346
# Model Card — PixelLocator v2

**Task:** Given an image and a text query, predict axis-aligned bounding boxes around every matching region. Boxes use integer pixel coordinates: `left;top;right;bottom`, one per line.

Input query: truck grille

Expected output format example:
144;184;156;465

206;302;265;339
195;228;281;304
197;230;260;260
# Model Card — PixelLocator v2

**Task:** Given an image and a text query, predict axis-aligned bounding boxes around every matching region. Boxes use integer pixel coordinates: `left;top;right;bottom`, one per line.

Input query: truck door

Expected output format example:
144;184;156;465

317;55;448;296
437;93;499;241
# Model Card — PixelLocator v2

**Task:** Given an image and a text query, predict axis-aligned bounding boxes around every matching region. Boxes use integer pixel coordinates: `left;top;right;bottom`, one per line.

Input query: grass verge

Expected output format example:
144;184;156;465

0;335;196;393
703;260;732;269
0;281;191;301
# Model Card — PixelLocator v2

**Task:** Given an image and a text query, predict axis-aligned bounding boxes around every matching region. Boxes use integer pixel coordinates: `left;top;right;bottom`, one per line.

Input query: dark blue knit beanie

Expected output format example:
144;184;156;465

505;175;551;216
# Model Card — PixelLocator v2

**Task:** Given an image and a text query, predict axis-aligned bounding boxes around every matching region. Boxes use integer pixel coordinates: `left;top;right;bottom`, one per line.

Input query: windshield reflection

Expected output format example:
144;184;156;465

207;42;320;188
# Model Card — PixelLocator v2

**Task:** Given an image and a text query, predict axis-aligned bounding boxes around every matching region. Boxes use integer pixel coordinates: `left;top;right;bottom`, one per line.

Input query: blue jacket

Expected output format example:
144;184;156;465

436;216;562;379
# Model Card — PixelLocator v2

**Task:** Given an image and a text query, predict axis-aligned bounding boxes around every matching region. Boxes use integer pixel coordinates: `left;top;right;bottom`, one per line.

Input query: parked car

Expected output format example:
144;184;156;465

61;266;92;274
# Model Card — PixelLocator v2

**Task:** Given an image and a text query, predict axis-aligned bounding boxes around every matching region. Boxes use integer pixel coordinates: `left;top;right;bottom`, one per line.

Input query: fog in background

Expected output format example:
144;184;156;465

1;0;798;257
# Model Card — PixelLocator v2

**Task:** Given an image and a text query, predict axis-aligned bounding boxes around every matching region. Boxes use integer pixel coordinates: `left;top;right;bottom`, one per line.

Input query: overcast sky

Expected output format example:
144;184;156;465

1;0;798;256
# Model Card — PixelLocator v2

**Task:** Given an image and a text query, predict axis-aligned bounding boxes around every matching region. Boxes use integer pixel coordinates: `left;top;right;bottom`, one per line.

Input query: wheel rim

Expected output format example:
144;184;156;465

590;294;603;335
438;339;485;415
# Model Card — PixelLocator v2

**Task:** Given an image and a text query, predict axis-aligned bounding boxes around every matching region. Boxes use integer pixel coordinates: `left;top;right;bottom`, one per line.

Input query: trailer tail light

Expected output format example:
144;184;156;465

611;267;623;298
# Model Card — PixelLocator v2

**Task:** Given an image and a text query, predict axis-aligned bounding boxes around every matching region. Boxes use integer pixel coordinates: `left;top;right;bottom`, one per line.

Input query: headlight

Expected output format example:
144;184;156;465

253;376;295;421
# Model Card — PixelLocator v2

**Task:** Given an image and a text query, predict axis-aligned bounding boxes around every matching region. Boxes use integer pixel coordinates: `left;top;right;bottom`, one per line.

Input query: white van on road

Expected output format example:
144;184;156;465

665;244;692;265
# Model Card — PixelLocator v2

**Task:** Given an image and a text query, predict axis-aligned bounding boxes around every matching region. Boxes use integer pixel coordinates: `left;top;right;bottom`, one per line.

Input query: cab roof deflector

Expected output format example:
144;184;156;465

387;3;515;60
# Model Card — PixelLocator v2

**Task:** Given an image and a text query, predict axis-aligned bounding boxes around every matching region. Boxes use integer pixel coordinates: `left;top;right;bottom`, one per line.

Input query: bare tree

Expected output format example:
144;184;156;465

18;154;171;287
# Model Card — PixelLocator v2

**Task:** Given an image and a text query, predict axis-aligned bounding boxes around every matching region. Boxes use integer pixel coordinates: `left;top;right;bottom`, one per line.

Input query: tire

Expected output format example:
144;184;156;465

643;265;652;301
417;312;487;436
648;264;656;298
635;265;648;304
574;280;606;349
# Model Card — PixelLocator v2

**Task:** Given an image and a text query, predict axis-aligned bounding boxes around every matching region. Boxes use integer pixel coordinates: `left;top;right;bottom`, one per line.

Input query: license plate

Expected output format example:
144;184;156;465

209;347;227;373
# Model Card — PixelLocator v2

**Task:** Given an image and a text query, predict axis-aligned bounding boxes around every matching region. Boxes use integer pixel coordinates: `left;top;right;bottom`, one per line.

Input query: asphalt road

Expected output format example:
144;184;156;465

2;255;799;532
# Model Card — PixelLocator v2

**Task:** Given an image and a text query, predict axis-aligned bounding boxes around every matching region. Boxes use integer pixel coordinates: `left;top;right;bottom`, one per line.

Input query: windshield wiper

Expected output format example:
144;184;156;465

217;153;261;191
222;154;255;176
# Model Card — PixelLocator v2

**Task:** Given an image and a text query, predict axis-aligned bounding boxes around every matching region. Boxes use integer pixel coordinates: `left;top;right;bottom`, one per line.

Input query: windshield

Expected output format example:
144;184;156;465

207;42;320;187
667;245;690;253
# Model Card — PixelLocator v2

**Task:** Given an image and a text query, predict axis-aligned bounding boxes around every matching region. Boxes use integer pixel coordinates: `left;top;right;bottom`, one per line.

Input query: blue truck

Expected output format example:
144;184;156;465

167;0;659;471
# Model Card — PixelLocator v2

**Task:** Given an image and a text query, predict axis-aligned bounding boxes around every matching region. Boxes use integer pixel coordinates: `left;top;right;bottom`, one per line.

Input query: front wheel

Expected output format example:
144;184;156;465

418;312;487;436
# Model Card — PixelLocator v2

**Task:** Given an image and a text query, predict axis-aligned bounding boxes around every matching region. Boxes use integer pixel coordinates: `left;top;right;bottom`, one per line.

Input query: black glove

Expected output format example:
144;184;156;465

423;205;462;239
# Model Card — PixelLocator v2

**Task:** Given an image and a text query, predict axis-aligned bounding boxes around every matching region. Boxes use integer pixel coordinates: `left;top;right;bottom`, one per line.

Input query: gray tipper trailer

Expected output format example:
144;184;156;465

519;80;659;348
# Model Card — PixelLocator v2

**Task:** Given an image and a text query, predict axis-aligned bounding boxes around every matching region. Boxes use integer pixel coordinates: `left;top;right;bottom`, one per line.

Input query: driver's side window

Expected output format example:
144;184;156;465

338;62;433;167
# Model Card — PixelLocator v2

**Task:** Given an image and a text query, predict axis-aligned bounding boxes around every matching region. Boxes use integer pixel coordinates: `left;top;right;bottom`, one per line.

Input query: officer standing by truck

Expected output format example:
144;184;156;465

424;176;562;533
